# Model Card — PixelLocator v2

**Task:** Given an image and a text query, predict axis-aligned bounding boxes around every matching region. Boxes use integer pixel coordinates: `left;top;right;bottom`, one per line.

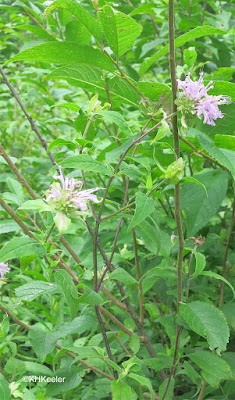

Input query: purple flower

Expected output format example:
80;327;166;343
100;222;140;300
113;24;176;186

45;167;103;212
177;73;231;126
0;262;10;279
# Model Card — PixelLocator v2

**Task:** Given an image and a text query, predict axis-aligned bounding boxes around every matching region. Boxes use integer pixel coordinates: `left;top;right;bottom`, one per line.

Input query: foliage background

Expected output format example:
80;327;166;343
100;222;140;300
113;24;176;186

0;0;234;399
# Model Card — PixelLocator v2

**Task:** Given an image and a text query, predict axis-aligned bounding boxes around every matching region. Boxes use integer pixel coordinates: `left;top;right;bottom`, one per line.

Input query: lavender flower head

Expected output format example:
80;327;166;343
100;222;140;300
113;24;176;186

0;262;10;279
177;72;231;126
45;167;102;213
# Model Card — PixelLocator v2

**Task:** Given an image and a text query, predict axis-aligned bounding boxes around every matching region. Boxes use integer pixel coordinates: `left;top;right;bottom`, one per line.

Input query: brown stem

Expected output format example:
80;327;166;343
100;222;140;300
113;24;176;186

132;229;144;324
100;312;132;357
197;380;207;400
99;306;134;337
180;135;230;173
162;1;184;398
0;66;57;168
219;196;235;306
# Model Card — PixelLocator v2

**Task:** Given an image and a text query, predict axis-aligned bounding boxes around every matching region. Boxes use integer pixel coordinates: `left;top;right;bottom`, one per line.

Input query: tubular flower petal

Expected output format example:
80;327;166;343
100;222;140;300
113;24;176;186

177;73;231;126
0;262;10;279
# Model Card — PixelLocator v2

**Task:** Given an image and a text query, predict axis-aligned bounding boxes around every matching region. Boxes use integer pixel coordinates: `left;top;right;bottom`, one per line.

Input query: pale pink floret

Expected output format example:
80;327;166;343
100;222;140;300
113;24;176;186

45;167;102;212
0;262;10;279
177;72;231;126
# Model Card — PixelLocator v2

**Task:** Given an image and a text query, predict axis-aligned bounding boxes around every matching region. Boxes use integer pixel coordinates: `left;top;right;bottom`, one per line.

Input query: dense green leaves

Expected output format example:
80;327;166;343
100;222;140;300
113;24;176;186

0;374;10;400
0;237;46;262
140;26;225;76
180;301;229;354
111;381;132;400
189;351;233;387
44;0;102;41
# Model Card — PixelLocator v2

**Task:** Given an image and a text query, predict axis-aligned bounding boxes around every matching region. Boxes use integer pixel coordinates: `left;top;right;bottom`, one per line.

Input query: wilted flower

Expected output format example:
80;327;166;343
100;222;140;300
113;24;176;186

45;167;103;233
0;262;10;279
177;72;231;126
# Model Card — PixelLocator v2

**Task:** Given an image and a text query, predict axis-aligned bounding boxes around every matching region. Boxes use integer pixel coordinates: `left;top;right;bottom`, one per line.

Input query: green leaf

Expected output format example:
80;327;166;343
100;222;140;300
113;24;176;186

18;199;52;212
24;361;54;377
15;281;59;302
159;378;175;400
61;154;112;176
181;170;229;236
47;138;77;152
0;220;20;234
191;250;206;279
204;80;235;102
136;219;161;254
9;42;114;72
44;0;102;41
6;177;24;205
129;373;154;400
78;285;104;305
183;361;201;385
180;301;229;354
0;236;46;263
201;271;235;300
184;47;197;68
197;133;235;176
28;330;62;362
46;367;82;396
0;374;10;400
99;6;142;56
182;177;207;195
139;26;225;76
129;335;140;354
220;303;235;330
48;66;140;107
189;351;233;387
215;134;235;151
55;270;78;319
97;110;132;135
137;82;171;102
109;267;138;286
111;380;132;400
128;192;155;231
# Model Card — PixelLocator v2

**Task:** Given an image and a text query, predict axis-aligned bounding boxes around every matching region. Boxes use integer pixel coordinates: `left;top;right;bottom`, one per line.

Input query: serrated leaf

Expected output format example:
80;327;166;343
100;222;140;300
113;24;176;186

129;335;140;354
0;236;46;263
44;0;102;41
15;281;58;302
61;154;112;176
220;303;235;331
214;134;235;151
99;6;142;56
18;199;52;212
180;301;229;354
189;351;233;387
9;42;114;72
181;170;228;237
128;192;155;231
28;330;62;362
137;82;171;102
139;26;225;76
46;367;82;396
111;380;132;400
109;267;138;286
55;270;78;319
48;65;140;107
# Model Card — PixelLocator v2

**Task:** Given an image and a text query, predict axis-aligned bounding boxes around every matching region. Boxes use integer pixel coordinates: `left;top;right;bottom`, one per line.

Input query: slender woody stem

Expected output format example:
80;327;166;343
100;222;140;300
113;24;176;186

162;1;185;398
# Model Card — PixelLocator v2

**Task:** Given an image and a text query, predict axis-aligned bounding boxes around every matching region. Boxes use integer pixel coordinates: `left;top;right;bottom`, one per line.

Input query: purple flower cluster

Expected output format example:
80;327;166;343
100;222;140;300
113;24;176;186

0;262;10;279
45;167;102;212
177;73;231;126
